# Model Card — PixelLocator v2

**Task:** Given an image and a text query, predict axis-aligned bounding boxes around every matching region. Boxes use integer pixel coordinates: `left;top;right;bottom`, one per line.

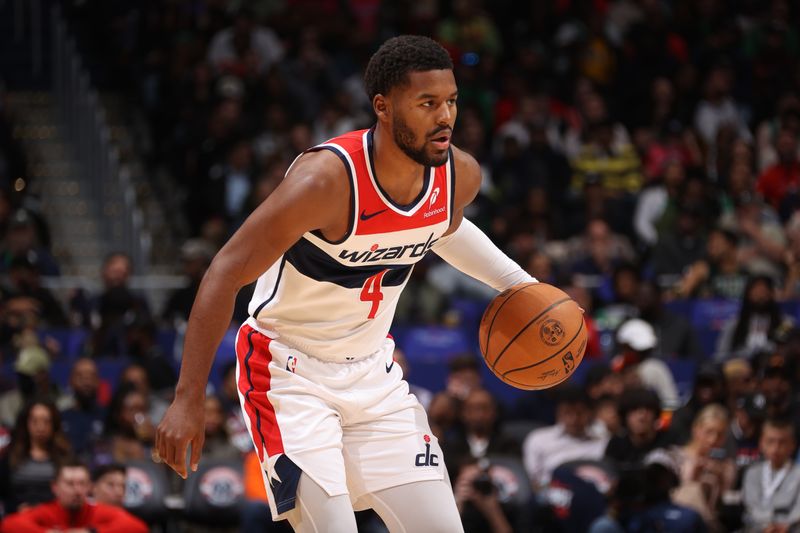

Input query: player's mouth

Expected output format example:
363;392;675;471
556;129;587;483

429;131;451;150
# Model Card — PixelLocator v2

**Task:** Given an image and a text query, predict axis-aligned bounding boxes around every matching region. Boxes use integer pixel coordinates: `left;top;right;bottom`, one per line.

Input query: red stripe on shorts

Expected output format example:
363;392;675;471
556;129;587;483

236;324;284;462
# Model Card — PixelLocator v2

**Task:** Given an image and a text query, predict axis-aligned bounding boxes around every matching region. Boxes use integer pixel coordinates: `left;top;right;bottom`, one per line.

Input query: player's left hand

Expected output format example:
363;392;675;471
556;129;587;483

154;395;206;479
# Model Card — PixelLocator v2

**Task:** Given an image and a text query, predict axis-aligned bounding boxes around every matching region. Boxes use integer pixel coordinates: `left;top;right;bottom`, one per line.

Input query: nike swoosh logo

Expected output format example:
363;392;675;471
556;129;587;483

385;360;395;373
360;208;388;221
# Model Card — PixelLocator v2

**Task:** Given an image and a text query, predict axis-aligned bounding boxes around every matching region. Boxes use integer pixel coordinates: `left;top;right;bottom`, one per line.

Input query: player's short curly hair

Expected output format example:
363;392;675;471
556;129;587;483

364;35;453;101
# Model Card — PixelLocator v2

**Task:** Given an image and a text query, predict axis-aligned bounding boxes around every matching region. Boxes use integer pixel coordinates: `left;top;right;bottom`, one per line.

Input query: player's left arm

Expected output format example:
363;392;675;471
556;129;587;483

431;146;536;291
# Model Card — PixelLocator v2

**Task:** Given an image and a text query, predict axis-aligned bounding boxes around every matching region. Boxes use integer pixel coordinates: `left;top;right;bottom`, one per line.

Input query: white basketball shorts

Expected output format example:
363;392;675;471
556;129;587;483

234;323;446;520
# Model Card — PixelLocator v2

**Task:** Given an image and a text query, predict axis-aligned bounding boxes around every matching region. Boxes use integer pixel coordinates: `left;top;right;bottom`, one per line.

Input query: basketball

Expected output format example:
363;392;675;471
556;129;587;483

479;282;587;390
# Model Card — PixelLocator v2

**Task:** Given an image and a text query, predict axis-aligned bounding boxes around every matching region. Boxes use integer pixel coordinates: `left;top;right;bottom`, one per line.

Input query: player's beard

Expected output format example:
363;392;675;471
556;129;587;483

393;114;449;167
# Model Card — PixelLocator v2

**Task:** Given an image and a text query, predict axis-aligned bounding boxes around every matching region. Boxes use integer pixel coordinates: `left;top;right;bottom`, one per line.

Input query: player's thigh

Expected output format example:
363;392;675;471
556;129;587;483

363;479;464;533
285;473;358;533
342;384;447;499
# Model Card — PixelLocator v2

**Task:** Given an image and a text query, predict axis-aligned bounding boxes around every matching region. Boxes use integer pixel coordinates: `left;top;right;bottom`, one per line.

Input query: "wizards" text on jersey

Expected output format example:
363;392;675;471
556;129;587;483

338;233;438;263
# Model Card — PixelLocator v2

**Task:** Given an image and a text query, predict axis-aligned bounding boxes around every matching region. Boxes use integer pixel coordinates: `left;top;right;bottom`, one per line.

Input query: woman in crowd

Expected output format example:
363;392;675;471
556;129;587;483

0;400;72;512
98;382;154;464
672;404;736;532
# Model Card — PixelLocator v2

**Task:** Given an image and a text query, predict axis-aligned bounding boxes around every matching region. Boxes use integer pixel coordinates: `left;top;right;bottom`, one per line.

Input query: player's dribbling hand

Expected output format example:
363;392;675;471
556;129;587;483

154;396;205;479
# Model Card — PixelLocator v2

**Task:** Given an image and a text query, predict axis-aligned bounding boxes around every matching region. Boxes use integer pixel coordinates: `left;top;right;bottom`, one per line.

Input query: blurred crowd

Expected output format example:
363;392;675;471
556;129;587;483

0;0;798;531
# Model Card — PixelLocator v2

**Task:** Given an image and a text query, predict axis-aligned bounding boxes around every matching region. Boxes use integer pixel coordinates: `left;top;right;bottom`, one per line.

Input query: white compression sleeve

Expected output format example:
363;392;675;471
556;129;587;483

431;218;536;292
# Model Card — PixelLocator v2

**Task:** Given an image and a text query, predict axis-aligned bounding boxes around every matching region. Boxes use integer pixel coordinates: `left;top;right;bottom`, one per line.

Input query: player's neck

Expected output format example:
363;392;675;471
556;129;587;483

372;125;427;204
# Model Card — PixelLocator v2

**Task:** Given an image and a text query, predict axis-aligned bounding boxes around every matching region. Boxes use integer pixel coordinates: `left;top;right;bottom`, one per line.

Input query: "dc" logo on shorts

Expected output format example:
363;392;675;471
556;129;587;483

415;434;439;467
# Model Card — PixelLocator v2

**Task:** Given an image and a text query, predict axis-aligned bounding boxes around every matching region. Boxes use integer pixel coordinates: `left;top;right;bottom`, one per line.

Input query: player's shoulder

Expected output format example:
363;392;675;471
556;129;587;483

284;149;350;199
450;144;481;179
450;144;482;205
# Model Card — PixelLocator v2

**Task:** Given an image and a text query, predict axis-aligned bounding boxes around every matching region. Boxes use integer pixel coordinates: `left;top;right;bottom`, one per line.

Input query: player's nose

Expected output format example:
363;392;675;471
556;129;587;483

436;102;452;124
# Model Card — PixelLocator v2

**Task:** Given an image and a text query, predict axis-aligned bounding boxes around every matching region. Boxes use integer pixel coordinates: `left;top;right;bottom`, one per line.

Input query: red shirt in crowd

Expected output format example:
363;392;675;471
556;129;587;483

0;501;147;533
757;162;800;210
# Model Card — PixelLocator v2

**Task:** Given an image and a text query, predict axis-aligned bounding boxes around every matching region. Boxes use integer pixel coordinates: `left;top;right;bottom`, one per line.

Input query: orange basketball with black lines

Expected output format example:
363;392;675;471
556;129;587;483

479;282;587;390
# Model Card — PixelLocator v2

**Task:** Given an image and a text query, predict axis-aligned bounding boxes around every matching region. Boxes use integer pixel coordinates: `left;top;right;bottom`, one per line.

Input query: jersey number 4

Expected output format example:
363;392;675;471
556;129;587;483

361;270;388;319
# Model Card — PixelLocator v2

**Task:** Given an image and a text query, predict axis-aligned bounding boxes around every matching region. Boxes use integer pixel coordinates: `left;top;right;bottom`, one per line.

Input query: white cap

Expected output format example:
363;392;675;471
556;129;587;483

616;318;657;351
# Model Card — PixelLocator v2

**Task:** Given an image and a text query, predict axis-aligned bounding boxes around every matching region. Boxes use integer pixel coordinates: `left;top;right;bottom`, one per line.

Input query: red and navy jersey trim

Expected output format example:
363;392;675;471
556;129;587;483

306;145;356;245
284;237;413;288
447;147;455;228
253;257;287;317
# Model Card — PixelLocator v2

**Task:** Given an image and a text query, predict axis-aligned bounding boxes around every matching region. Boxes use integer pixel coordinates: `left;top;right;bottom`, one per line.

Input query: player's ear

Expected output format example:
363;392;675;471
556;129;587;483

373;94;389;121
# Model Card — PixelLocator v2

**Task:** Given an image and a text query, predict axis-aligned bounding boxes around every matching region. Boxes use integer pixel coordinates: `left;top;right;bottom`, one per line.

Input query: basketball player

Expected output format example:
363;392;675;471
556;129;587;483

154;35;535;532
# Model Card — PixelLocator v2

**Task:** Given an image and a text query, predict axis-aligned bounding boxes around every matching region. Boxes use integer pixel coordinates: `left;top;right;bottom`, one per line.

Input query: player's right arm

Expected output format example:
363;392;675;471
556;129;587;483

155;150;349;479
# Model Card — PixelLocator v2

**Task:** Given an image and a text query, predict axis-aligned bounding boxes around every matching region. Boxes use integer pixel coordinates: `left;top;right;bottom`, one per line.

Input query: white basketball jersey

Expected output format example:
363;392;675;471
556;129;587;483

246;128;454;361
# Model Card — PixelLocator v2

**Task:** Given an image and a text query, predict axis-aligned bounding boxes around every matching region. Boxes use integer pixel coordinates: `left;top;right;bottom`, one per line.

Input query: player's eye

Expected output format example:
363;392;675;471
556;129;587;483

447;98;457;106
421;101;434;108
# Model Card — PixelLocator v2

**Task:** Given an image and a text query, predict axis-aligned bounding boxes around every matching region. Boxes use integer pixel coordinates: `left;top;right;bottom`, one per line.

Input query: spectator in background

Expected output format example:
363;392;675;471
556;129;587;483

715;275;795;362
584;363;625;402
757;127;800;222
672;404;736;531
636;280;703;362
642;117;703;181
98;383;153;465
72;252;150;357
634;157;687;247
567;218;636;305
729;393;767;477
0;293;48;362
202;395;240;462
523;386;608;489
742;418;800;533
0;400;72;513
722;358;757;411
446;354;483;402
605;387;672;470
613;318;680;410
693;63;752;176
442;388;519;480
282;29;339;122
756;360;800;436
671;365;727;445
563;283;603;359
162;238;215;327
118;363;168;426
427;392;460;443
594;394;622;439
755;95;800;172
596;263;640;328
207;8;284;78
0;345;56;427
782;212;800;299
0;209;60;277
649;200;708;283
569;117;643;234
730;193;787;279
436;0;503;60
0;460;147;533
91;463;126;507
205;138;255;225
676;227;748;300
123;316;176;395
3;254;67;326
589;452;703;533
57;358;105;460
453;459;514;533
